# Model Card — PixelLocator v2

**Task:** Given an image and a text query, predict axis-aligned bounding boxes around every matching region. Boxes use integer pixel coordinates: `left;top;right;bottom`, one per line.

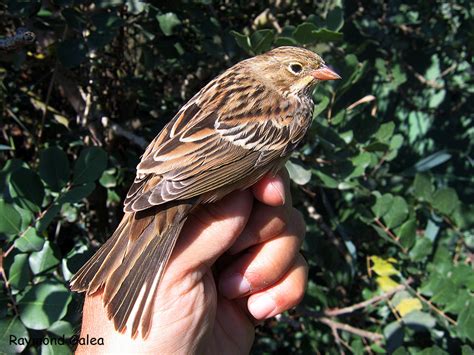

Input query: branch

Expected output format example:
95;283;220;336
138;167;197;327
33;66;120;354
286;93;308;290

101;117;148;149
405;63;444;89
324;283;407;317
404;281;457;326
319;317;384;342
374;218;407;253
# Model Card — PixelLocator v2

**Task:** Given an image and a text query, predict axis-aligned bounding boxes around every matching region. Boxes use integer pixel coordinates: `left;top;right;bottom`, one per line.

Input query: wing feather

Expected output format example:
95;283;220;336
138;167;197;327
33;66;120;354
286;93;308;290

124;68;311;213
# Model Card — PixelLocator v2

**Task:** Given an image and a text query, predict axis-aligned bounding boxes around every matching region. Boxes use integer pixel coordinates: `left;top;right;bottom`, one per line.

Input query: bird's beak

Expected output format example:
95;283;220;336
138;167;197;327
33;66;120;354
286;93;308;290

311;65;341;81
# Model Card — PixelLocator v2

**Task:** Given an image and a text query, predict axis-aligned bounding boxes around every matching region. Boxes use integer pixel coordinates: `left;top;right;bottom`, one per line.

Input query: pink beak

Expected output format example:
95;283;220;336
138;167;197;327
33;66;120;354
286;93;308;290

311;65;341;81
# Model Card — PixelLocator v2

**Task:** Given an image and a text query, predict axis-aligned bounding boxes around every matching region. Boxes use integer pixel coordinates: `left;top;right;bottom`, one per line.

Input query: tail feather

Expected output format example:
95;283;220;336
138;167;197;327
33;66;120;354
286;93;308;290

70;203;192;338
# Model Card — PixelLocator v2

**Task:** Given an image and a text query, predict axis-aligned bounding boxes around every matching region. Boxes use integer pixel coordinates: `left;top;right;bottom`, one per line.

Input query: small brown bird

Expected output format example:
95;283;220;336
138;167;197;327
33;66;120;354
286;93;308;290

70;46;340;338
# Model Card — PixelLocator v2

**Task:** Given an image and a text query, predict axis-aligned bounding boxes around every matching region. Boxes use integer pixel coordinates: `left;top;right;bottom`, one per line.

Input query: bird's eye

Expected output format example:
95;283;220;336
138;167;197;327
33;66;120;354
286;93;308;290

288;62;303;74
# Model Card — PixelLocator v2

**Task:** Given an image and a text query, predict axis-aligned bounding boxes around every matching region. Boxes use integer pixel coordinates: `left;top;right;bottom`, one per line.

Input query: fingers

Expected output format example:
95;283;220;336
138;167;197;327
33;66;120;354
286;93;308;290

229;203;303;255
170;168;291;272
248;254;308;320
171;189;253;271
219;208;306;299
251;169;291;206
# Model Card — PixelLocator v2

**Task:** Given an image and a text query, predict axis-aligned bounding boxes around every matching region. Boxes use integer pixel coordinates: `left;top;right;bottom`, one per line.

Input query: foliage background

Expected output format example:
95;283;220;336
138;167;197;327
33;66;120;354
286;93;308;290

1;0;473;354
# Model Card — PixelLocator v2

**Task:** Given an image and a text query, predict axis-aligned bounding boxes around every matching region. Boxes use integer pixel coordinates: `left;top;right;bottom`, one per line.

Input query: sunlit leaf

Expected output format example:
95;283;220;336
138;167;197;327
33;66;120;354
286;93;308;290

18;281;71;330
396;298;423;316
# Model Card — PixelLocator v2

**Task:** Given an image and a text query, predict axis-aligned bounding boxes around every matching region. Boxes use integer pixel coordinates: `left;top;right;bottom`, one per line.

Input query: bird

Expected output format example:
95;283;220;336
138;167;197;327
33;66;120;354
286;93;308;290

70;46;341;338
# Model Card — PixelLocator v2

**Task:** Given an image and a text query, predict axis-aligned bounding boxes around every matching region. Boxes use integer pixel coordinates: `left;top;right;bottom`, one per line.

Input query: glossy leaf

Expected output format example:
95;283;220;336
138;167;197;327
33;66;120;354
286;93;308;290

0;200;22;235
18;281;72;330
0;317;29;353
29;240;60;275
9;167;45;213
73;147;107;185
7;253;31;291
14;227;45;252
39;147;70;192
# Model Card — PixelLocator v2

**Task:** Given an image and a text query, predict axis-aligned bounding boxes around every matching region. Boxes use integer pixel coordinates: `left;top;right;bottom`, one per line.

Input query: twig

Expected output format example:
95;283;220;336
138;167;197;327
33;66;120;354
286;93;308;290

405;63;444;89
327;320;346;355
404;281;457;326
374;218;407;253
319;317;384;342
37;26;68;147
324;283;407;317
101;117;148;148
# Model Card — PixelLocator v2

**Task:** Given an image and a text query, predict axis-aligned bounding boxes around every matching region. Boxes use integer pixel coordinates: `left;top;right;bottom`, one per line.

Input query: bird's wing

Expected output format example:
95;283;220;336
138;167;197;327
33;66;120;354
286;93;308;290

124;76;307;212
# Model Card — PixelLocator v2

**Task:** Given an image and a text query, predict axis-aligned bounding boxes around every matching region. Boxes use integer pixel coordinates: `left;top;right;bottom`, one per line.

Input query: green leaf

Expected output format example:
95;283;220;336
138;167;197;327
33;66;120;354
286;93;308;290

462;345;474;355
383;196;408;229
0;200;22;235
41;342;72;355
0;317;29;353
18;281;71;330
29;240;60;275
399;219;416;249
374;122;395;142
413;173;433;202
73;147;107;185
250;29;274;54
286;160;311;185
326;7;344;31
402;310;436;330
417;347;449;355
384;321;404;353
14;227;45;252
99;169;117;188
9;167;45;213
314;170;338;188
39;147;70;192
386;134;404;161
409;237;433;261
0;159;24;192
16;205;33;232
37;204;61;233
432;187;459;216
47;320;74;338
313;95;330;117
58;183;96;204
311;28;343;42
7;253;31;291
457;299;474;342
274;36;297;46
371;193;393;219
349;152;372;178
293;23;318;44
230;30;252;53
157;12;181;36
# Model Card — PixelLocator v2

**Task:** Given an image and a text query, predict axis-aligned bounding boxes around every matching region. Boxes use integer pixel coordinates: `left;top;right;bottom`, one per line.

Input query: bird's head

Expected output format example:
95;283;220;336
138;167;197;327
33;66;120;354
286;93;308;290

248;46;341;96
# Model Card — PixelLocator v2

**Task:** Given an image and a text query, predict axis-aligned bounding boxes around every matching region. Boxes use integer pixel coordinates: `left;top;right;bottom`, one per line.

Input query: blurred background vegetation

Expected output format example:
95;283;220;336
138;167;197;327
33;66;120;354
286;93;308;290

1;0;473;354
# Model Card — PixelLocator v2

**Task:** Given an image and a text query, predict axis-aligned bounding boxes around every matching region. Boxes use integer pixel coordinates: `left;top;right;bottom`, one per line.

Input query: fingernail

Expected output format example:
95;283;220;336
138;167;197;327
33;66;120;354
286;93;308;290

271;179;285;205
248;294;276;319
220;273;251;298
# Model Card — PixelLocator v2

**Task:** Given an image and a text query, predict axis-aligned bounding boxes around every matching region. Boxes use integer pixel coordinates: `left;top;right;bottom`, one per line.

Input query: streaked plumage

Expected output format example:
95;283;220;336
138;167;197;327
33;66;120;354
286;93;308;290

70;46;340;338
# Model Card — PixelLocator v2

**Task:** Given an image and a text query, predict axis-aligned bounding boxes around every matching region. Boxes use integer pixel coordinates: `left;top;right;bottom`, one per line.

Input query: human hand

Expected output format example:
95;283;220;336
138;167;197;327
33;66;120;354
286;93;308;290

77;170;307;354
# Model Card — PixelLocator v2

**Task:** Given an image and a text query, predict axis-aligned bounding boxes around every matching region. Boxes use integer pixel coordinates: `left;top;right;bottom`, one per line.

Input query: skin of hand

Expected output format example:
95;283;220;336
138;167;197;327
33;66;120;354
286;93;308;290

76;170;307;354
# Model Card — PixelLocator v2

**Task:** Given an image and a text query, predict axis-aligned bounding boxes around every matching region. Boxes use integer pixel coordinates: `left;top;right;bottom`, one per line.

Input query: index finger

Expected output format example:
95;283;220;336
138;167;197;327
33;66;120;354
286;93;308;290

251;168;291;207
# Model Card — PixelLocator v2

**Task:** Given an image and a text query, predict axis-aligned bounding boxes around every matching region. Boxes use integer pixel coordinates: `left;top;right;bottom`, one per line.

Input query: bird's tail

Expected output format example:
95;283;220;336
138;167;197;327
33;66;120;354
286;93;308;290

70;203;192;338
